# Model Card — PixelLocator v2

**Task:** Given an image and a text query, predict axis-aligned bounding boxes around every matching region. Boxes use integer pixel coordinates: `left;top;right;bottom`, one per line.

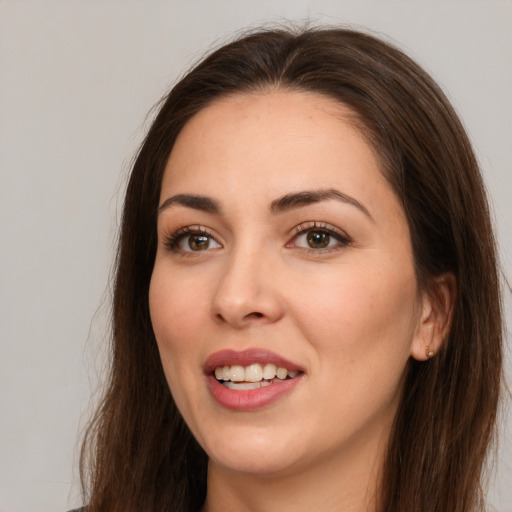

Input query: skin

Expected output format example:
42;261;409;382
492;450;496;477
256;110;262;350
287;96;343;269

149;91;451;512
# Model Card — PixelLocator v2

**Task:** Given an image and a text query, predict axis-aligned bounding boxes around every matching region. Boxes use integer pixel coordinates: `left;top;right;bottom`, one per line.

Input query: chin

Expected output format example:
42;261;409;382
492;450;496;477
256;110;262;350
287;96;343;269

200;424;307;476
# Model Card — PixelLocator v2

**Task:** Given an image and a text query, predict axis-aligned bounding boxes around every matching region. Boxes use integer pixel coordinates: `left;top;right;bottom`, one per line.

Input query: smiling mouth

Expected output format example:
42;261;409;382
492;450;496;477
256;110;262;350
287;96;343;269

214;363;300;390
205;350;304;410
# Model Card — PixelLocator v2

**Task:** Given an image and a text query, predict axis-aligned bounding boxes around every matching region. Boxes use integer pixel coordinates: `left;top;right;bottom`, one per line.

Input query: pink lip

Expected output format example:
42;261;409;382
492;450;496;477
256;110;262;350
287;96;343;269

207;374;304;411
204;349;305;411
203;348;303;374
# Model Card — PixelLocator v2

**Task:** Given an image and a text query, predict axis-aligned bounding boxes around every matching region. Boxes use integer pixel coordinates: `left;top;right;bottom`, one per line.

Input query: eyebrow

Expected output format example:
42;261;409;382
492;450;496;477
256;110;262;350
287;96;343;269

158;188;372;220
270;189;373;220
158;194;221;214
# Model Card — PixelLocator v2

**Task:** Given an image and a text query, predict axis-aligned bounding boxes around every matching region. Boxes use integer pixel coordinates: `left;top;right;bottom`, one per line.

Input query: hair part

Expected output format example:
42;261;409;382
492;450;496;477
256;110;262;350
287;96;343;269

80;26;503;512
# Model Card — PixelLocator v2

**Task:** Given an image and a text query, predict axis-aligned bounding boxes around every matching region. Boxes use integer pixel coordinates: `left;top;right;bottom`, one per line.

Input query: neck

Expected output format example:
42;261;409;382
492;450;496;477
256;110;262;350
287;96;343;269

201;426;388;512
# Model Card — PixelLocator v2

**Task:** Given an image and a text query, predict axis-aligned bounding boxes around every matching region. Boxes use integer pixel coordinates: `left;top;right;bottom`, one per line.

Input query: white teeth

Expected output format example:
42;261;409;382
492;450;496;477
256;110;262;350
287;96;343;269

214;362;300;384
224;378;286;390
262;363;277;380
276;367;287;379
224;381;262;390
229;365;245;382
245;363;263;382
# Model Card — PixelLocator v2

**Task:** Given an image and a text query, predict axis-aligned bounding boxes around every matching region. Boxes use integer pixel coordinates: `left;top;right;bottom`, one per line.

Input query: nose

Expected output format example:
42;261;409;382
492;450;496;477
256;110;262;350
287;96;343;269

211;245;284;328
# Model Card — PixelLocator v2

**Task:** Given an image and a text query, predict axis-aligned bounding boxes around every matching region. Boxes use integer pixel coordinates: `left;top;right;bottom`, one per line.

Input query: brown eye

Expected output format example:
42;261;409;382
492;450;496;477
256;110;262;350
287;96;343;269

167;229;221;253
289;223;351;252
306;231;330;248
188;234;211;251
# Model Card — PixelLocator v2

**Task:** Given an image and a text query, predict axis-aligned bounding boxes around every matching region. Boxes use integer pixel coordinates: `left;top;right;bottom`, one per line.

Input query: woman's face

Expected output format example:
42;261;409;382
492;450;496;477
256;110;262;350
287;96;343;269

149;91;429;477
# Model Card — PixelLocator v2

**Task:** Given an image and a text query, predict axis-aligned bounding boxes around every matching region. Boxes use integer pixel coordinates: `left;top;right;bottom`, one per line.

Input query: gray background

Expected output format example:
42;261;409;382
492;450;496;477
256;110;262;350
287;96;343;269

0;1;510;510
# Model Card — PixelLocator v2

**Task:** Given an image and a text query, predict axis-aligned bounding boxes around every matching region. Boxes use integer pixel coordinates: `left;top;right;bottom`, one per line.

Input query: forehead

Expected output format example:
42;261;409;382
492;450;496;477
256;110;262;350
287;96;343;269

162;90;383;192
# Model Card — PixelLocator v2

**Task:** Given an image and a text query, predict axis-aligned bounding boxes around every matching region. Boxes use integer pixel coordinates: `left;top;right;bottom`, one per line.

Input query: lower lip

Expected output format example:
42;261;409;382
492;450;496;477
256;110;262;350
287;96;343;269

207;374;303;411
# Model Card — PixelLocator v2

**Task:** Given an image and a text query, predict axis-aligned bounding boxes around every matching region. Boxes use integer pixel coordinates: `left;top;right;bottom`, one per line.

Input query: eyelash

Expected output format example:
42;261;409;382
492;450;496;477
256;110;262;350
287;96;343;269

163;222;351;255
164;225;219;253
287;221;351;253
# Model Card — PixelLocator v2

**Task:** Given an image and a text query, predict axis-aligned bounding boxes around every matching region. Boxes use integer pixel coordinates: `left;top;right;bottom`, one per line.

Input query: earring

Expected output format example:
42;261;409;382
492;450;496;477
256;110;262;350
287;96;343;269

426;345;434;358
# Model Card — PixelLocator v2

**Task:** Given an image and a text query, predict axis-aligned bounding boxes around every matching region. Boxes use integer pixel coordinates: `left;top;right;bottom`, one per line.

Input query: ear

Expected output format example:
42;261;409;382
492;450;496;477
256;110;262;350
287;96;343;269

410;273;456;361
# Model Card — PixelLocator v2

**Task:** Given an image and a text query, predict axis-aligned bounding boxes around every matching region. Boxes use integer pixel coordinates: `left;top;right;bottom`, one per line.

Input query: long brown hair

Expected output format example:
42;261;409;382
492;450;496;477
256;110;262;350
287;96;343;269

80;27;503;512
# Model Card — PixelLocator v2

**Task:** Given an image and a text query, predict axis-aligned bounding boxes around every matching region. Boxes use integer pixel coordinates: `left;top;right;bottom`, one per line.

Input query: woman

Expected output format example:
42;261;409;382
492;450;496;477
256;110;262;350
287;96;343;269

79;27;503;512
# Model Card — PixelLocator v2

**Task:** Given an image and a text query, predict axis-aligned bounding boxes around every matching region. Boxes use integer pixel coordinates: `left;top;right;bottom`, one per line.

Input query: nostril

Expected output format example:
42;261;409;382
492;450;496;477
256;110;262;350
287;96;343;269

214;310;264;325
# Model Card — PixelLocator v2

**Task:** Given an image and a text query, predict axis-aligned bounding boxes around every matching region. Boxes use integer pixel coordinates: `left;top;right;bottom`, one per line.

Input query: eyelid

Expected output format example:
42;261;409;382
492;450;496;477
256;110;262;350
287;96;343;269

289;221;350;240
286;221;352;250
163;225;222;253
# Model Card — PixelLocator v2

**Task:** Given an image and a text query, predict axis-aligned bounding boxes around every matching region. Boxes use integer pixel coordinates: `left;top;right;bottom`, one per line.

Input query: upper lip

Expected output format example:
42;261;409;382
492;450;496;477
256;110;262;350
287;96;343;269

203;348;304;375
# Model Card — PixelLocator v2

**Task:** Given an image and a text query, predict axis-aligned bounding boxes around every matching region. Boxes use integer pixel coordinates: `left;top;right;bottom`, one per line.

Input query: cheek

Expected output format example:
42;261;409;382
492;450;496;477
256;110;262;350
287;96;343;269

149;265;207;344
291;262;419;368
148;265;213;425
292;264;419;434
148;265;210;385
